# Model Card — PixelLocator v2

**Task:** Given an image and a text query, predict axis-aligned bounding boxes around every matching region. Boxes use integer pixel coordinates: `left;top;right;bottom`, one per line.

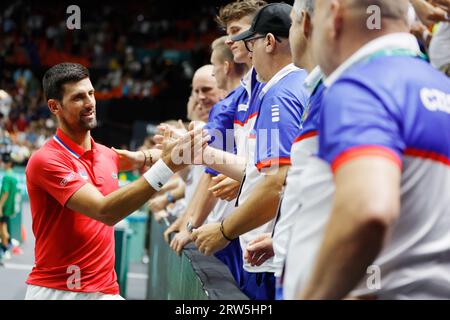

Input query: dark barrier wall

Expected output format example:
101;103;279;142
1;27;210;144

146;214;249;300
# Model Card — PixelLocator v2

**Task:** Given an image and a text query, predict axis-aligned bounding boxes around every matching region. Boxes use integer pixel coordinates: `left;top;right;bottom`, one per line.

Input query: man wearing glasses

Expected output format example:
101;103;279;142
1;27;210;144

192;3;308;300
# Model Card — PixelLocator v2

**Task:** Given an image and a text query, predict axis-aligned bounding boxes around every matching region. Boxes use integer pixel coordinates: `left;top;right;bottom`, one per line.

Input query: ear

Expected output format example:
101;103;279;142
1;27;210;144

48;99;61;116
330;0;343;40
223;60;231;75
265;33;277;54
302;10;312;39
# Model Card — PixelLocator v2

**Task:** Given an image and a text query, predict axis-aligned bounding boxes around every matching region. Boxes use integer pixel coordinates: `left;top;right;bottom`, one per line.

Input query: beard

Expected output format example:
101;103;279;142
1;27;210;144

79;112;97;130
59;103;98;132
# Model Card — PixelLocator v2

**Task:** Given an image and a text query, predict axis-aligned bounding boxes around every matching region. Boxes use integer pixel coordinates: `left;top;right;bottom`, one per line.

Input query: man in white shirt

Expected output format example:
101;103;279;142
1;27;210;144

287;0;450;300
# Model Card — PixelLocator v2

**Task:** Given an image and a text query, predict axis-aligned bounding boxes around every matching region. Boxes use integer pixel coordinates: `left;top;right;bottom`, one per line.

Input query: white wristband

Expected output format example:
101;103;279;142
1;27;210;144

143;159;174;191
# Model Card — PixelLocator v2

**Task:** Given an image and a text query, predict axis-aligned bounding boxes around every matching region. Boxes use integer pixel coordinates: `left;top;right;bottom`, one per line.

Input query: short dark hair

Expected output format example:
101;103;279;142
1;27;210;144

1;153;12;164
42;63;89;101
216;0;267;30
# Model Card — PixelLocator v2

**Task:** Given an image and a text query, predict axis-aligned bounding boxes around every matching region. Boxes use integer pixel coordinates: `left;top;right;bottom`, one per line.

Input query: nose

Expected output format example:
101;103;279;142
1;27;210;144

198;92;206;100
225;38;234;46
85;94;95;108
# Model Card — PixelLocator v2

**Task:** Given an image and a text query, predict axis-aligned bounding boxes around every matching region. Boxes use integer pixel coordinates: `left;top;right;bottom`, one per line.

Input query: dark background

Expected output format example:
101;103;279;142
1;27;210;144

0;0;292;150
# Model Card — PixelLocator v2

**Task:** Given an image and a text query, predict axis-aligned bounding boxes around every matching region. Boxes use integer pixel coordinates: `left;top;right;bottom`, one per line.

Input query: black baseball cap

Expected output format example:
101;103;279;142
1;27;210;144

231;3;293;42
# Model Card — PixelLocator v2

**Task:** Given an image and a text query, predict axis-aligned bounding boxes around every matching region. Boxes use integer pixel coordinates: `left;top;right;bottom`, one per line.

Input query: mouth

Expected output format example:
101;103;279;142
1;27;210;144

81;111;95;120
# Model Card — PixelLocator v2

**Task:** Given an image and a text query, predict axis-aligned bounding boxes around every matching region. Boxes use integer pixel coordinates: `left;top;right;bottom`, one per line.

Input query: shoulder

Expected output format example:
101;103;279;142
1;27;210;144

95;143;118;160
26;143;72;183
27;141;62;168
94;143;119;166
263;77;308;110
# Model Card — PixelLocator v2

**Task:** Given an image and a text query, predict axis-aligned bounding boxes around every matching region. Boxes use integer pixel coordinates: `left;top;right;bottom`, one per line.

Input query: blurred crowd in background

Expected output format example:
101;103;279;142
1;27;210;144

0;0;226;164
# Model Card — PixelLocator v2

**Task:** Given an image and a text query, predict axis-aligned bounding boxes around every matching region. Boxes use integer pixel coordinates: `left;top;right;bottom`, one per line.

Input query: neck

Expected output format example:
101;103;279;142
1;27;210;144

226;76;242;94
330;22;409;75
59;125;92;150
298;44;316;74
263;54;293;82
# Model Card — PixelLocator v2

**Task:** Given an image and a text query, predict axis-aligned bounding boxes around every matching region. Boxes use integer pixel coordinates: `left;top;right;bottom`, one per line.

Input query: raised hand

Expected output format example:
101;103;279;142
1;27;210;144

208;175;241;201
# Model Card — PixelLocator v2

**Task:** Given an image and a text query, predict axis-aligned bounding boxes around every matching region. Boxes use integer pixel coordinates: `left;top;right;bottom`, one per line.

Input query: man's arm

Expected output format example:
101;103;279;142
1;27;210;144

0;192;8;216
114;148;162;172
298;157;401;300
189;173;219;227
222;165;289;238
67;177;158;226
148;179;185;213
169;173;218;254
201;146;246;182
192;165;289;256
66;128;206;226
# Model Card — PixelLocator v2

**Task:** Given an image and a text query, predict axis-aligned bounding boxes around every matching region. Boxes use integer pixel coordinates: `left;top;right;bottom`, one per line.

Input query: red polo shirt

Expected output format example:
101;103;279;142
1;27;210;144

26;128;120;294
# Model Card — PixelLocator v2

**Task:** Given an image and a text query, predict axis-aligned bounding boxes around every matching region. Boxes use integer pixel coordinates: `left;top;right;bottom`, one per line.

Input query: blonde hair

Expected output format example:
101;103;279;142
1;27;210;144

216;0;267;29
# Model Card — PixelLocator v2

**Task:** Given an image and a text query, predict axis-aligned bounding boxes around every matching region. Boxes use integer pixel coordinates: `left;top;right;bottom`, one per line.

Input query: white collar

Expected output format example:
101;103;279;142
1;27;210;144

304;66;324;96
241;67;255;97
324;33;421;87
260;63;300;98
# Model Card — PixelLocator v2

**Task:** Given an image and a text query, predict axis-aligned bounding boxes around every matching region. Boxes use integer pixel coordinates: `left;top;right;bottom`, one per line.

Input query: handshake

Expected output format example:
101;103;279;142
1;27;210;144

154;121;211;171
152;120;244;173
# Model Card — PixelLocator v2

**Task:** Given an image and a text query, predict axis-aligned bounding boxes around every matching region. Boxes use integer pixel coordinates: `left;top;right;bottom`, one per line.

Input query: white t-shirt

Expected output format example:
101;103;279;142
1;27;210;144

284;33;450;299
272;68;323;277
429;22;450;70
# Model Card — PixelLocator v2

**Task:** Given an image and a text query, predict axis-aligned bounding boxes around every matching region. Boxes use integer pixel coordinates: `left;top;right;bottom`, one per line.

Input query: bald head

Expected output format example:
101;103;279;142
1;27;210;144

345;0;409;23
192;65;223;122
193;65;215;83
312;0;410;76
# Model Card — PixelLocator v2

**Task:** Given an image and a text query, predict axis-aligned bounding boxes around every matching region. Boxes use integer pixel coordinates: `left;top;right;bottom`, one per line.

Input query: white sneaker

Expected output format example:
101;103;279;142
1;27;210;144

3;251;11;260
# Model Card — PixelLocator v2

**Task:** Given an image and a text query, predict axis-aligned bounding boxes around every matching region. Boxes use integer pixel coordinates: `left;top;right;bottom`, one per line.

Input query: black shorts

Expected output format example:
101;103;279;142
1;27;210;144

0;216;9;224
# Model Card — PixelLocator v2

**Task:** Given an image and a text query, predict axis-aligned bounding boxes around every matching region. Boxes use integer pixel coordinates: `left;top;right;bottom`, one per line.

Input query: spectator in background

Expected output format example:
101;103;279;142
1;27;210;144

0;153;18;264
429;0;450;75
410;0;450;75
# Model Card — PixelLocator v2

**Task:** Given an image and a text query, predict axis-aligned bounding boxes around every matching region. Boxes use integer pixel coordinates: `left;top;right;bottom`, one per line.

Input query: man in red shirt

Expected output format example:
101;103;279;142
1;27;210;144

25;63;202;299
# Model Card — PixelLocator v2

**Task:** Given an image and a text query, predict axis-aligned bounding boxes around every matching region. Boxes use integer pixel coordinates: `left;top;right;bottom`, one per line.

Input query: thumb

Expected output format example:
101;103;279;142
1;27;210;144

177;120;185;129
163;126;172;141
188;121;196;131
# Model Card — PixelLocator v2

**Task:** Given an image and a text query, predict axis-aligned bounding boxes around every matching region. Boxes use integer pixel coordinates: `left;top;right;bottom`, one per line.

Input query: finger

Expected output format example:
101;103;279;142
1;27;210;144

175;241;182;255
225;194;238;201
194;237;202;249
169;237;177;249
153;135;164;144
210;179;229;190
211;174;226;182
164;228;175;243
243;249;249;261
208;184;223;192
164;126;172;141
256;252;274;266
163;230;170;243
177;119;185;129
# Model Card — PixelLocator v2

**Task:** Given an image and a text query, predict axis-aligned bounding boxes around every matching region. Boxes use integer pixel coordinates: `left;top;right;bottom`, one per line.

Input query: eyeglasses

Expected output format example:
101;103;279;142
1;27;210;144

244;34;282;52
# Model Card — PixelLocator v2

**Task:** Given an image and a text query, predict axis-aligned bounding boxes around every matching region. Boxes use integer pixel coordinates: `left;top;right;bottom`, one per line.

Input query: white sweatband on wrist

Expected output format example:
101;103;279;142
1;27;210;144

143;159;174;191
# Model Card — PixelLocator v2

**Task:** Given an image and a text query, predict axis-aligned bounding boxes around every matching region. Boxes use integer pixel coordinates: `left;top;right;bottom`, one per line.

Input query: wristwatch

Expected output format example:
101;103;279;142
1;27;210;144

186;221;195;233
165;192;175;204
